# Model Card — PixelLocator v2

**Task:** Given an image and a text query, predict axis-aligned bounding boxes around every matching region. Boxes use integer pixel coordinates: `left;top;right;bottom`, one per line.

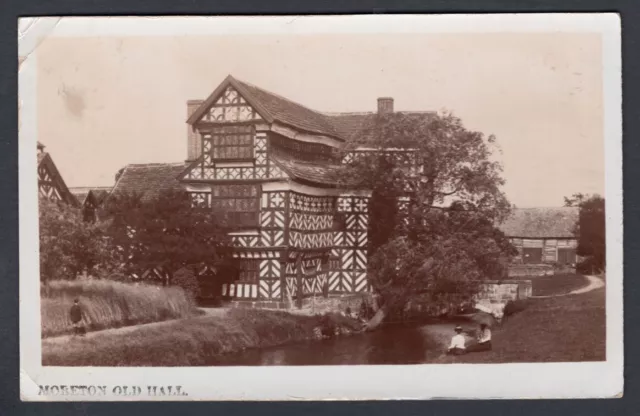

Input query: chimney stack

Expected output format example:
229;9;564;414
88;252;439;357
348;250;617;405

186;100;204;161
377;97;394;114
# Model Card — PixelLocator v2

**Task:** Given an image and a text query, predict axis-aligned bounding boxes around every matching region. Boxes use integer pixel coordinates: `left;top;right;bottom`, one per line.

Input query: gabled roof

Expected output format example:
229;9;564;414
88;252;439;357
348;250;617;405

188;75;436;143
69;186;112;205
110;163;188;202
498;207;579;239
37;151;79;206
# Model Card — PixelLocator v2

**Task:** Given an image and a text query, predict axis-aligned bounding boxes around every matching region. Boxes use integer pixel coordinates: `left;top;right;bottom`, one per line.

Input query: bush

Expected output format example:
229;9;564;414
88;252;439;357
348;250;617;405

503;299;529;317
576;257;604;275
172;267;200;299
40;279;199;337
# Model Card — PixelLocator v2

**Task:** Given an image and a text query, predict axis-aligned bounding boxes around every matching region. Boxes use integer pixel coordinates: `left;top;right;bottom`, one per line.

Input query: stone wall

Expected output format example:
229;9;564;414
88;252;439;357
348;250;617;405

508;264;554;277
476;280;533;304
508;264;576;277
473;279;532;320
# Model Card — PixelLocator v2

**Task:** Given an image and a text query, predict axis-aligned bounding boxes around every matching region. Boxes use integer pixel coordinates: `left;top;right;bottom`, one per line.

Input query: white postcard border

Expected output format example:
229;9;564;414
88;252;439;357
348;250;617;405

19;14;623;401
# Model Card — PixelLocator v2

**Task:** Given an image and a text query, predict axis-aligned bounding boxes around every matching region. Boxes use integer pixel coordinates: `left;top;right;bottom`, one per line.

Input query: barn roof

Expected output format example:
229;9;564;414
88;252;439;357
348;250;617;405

110;163;188;202
498;207;579;239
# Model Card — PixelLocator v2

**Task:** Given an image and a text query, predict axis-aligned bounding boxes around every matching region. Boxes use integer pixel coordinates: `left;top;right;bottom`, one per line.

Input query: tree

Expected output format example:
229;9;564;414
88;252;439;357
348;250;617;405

102;189;233;287
332;112;514;328
564;193;605;273
39;197;115;281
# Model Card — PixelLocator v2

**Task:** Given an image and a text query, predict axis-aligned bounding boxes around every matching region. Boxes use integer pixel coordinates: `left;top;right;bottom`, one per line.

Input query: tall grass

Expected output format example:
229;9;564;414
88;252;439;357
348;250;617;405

41;279;199;338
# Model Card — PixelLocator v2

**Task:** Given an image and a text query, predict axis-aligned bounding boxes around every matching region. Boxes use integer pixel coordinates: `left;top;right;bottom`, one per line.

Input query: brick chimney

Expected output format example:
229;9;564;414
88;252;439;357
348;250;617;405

186;100;204;161
377;97;394;114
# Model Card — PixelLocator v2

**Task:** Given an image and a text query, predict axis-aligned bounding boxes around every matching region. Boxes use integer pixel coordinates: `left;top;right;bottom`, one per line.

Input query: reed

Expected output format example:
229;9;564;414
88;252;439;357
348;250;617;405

41;279;199;338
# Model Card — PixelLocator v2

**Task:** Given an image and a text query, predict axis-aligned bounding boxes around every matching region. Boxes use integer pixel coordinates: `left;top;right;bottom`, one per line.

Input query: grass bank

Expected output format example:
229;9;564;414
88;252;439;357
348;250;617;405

42;308;363;366
530;273;590;297
432;287;605;363
41;279;200;338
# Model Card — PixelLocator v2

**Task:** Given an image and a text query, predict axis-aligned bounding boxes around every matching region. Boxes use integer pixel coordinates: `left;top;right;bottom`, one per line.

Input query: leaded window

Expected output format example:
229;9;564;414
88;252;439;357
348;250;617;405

211;184;260;228
238;259;259;282
189;192;210;209
205;125;254;161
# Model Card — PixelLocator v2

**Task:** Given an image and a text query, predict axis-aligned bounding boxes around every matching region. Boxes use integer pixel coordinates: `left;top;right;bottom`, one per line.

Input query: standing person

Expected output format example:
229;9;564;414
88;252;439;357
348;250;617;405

447;325;466;355
69;298;84;336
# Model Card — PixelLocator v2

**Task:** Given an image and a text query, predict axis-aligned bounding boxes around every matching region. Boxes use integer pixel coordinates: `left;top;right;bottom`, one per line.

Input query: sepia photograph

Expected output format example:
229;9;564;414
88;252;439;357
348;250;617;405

19;14;622;400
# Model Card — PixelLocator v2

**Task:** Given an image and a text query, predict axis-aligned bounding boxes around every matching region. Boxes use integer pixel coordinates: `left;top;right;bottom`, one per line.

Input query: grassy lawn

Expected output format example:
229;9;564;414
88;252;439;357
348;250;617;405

529;273;590;296
41;279;200;337
435;287;605;363
42;308;363;366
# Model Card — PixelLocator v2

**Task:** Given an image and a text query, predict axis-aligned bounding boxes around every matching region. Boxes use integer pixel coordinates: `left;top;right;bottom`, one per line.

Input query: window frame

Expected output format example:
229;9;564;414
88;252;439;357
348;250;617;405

237;259;260;282
210;183;261;229
206;125;255;163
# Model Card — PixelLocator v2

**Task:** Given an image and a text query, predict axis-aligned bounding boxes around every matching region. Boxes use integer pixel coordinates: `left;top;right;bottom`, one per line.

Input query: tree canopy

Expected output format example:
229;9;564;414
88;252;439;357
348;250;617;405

333;111;514;322
39;197;115;281
564;193;606;273
102;189;233;283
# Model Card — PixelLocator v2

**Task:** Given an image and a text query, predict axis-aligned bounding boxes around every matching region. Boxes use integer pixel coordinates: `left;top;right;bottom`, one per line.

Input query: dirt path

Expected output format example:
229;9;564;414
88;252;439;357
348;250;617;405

570;275;605;294
530;275;604;299
43;307;230;344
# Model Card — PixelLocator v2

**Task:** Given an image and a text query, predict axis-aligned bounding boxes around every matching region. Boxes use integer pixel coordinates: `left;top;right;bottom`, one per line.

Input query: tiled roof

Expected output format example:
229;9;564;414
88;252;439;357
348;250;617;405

269;152;345;187
191;75;436;143
110;163;188;202
325;113;376;142
498;207;579;238
235;79;343;140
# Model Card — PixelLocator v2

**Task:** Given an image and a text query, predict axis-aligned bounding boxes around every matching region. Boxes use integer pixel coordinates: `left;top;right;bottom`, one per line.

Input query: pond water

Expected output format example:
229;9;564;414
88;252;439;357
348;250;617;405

207;321;468;366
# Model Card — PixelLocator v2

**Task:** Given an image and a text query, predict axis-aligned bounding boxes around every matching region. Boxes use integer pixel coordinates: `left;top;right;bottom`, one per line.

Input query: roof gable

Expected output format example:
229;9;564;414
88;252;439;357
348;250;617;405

38;152;79;206
187;75;272;126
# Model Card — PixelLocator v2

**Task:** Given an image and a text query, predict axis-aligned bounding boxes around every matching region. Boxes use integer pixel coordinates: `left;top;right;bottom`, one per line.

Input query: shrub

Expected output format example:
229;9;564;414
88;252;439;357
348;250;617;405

172;267;200;299
503;299;529;317
40;279;199;337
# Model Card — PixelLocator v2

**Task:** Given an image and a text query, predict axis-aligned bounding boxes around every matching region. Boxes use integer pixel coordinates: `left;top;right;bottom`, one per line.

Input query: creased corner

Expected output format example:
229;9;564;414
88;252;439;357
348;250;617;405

20;367;41;401
18;17;62;71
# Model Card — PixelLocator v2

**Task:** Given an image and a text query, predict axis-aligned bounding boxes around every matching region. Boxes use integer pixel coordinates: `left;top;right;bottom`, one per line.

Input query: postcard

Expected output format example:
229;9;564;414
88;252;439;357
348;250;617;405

19;14;623;401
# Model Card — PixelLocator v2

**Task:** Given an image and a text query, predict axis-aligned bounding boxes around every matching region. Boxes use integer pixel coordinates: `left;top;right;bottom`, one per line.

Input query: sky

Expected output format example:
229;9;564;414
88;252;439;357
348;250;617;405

34;32;604;207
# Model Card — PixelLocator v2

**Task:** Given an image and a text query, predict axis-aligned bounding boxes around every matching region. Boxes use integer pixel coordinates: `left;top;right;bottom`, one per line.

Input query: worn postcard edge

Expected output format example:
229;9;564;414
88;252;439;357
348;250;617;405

18;14;623;401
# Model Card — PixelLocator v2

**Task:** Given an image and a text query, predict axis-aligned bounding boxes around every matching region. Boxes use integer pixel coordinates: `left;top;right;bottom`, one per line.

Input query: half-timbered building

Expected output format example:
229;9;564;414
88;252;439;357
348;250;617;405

37;142;78;206
110;75;432;307
498;207;579;265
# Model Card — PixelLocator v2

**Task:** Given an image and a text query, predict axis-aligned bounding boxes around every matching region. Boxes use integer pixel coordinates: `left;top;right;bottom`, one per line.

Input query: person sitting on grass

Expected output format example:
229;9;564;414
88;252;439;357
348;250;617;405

475;323;492;351
69;298;85;337
467;323;492;352
447;325;466;355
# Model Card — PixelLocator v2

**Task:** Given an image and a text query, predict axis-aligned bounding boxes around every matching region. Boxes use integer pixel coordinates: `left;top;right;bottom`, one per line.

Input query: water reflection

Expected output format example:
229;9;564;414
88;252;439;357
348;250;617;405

208;323;449;366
